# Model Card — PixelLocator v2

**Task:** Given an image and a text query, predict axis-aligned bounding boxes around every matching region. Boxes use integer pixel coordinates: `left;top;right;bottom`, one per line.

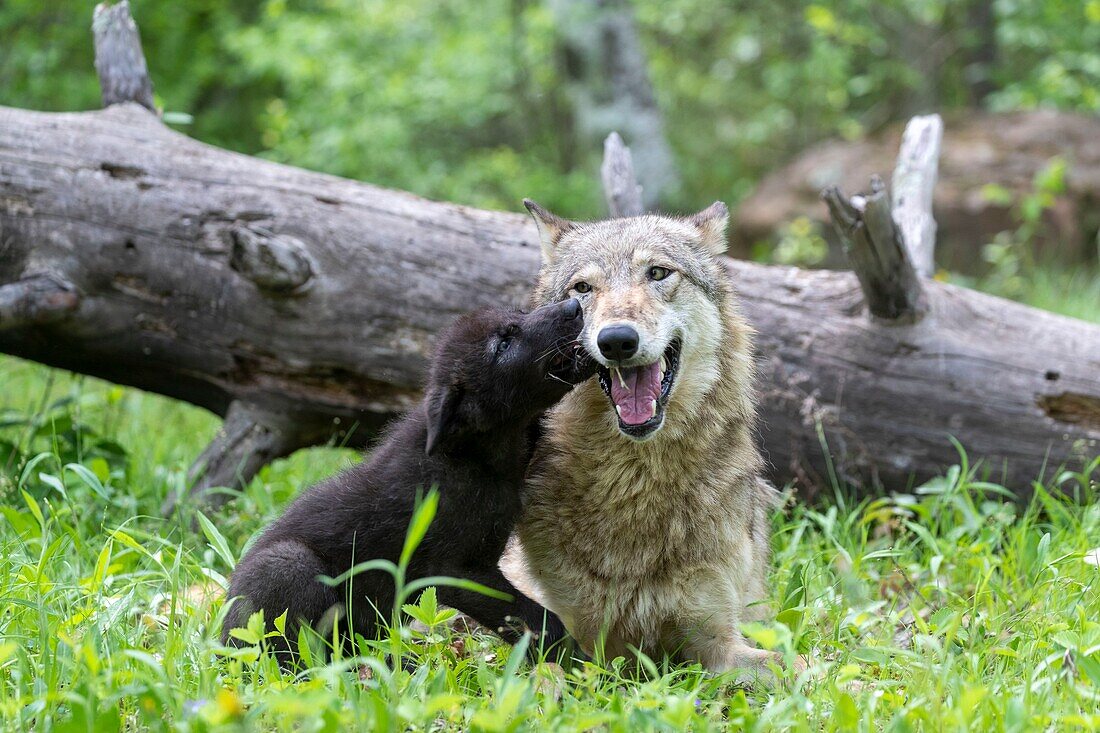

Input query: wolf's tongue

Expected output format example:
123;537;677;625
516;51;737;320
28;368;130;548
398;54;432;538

610;361;662;425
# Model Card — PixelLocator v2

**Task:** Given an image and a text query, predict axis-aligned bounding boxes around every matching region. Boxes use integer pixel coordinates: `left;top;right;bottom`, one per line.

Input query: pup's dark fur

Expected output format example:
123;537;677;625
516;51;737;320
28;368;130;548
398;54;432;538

222;300;592;664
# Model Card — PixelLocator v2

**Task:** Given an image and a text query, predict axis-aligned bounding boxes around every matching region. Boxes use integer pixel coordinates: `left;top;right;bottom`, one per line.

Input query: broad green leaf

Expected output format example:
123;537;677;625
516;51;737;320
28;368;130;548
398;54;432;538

274;609;287;637
298;624;314;669
197;512;236;570
38;472;66;499
64;462;110;500
21;490;45;532
89;541;112;592
18;452;55;489
832;692;859;729
230;627;260;646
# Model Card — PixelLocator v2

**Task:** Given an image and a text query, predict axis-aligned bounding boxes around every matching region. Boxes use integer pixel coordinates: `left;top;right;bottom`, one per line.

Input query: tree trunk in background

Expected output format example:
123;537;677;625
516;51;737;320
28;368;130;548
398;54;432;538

895;15;941;117
549;0;680;208
1;103;1097;510
964;0;998;106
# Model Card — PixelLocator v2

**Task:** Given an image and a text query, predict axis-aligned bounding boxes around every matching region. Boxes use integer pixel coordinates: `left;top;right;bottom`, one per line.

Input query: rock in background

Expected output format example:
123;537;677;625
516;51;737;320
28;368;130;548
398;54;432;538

733;112;1100;273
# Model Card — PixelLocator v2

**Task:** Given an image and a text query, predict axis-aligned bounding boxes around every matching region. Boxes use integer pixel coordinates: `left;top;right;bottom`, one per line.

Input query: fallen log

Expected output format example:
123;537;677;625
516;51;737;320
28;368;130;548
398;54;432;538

0;6;1096;509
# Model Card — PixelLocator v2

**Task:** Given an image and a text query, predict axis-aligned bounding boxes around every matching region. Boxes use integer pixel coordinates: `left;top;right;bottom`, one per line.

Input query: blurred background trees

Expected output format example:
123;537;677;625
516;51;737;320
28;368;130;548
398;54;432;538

2;0;1098;312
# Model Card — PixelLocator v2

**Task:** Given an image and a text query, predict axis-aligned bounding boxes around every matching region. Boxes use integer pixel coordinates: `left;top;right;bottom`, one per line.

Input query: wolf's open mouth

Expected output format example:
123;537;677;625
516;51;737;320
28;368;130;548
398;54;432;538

596;338;681;439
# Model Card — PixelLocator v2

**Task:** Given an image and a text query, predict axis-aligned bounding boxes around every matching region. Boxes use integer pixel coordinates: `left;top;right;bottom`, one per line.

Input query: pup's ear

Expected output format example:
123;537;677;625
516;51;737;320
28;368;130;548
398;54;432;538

524;199;575;263
425;383;464;457
686;201;729;256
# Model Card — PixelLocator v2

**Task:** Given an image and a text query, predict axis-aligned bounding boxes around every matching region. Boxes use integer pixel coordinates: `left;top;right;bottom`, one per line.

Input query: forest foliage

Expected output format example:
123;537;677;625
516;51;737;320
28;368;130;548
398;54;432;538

3;0;1099;218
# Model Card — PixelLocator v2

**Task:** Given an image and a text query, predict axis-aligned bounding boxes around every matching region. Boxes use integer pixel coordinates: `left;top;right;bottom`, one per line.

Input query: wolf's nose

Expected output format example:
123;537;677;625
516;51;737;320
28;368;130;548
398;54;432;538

597;325;639;361
560;298;581;320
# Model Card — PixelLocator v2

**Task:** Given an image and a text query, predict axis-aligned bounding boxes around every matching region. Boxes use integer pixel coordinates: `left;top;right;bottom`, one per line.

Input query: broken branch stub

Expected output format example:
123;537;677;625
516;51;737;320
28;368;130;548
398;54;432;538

229;225;314;293
891;114;943;277
822;113;942;321
164;401;301;514
601;132;645;218
92;1;156;112
823;177;927;321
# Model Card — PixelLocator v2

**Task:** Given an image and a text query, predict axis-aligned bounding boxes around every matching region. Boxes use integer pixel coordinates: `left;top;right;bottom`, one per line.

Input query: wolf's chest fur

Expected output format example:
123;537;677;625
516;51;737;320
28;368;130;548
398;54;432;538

515;329;774;659
526;383;753;575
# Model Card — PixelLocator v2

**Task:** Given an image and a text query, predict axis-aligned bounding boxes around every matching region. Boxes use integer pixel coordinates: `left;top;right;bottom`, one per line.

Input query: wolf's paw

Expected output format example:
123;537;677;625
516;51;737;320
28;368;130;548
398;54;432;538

783;653;827;684
789;653;810;675
705;646;808;686
762;650;811;679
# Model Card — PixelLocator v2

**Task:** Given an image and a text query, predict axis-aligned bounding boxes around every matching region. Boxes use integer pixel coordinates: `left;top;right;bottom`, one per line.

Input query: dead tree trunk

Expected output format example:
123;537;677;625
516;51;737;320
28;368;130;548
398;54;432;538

0;6;1096;509
2;101;1096;506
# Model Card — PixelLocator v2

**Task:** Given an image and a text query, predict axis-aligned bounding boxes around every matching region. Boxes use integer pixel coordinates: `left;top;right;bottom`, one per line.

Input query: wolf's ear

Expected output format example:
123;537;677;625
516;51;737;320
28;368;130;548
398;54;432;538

425;383;464;456
686;201;729;256
524;199;575;263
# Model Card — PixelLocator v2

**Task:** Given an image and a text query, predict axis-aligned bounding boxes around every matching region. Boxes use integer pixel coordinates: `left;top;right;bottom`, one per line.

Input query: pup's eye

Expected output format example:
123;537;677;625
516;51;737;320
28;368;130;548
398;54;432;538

573;281;592;294
496;337;512;354
648;266;672;281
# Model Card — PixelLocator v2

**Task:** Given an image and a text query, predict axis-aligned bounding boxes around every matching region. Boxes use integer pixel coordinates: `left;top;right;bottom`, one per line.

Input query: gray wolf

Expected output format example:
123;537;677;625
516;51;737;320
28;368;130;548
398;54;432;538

222;300;593;666
506;200;792;677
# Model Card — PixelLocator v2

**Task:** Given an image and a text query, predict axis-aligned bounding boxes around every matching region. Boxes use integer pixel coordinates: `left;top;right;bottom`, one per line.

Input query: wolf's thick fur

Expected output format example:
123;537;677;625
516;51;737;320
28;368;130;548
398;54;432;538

508;202;785;675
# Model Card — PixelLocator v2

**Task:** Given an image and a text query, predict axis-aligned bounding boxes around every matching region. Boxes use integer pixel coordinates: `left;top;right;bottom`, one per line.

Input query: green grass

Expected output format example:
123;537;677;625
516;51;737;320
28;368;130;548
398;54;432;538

1;260;1099;731
958;263;1100;324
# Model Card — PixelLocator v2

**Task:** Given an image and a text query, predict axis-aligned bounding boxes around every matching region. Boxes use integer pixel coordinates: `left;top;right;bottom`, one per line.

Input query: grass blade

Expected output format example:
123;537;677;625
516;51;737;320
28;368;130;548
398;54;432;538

197;512;237;570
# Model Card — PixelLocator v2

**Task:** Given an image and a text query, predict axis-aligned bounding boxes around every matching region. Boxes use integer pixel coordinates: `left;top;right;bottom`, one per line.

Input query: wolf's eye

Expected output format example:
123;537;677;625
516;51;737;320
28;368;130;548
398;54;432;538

647;266;672;281
573;281;592;294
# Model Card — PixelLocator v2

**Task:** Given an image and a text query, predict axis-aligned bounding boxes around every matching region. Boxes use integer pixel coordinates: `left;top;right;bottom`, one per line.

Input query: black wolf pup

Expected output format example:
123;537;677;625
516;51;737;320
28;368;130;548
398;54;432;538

222;299;592;665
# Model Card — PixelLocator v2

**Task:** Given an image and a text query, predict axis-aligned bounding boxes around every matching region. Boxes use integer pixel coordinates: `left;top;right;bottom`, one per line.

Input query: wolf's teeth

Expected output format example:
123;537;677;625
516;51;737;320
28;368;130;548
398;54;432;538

616;405;623;417
650;399;658;418
613;367;627;390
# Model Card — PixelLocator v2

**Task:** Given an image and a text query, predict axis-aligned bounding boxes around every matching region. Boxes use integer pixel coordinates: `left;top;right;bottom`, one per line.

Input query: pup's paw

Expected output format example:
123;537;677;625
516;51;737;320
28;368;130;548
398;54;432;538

497;615;531;642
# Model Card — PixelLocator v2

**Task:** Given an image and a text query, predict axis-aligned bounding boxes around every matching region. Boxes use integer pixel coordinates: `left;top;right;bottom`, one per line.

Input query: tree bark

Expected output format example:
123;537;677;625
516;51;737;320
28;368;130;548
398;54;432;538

600;132;644;217
1;103;1097;506
92;1;156;113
